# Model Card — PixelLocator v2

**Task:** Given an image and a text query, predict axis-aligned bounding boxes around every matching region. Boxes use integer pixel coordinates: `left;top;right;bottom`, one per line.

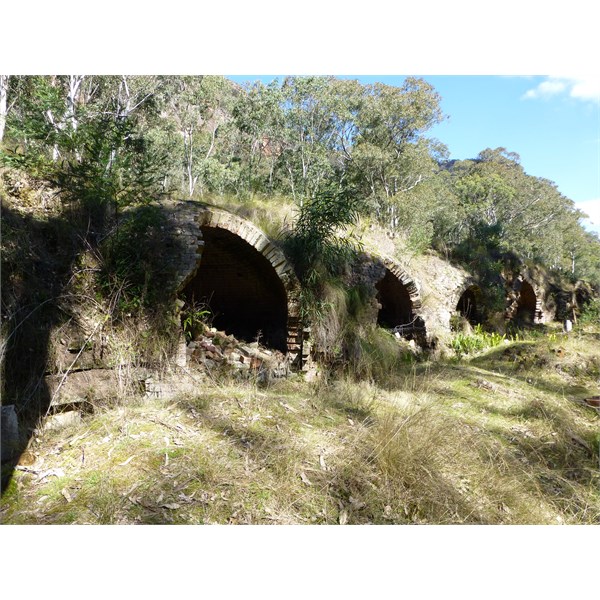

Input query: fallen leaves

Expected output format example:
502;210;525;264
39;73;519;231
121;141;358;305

39;468;65;481
567;431;592;453
510;425;534;438
122;482;142;498
17;450;38;467
349;496;365;510
148;417;188;434
68;430;91;446
300;471;312;486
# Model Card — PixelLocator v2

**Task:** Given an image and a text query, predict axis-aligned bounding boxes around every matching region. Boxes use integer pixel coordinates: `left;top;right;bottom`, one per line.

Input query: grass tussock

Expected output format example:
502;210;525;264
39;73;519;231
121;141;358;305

202;193;297;242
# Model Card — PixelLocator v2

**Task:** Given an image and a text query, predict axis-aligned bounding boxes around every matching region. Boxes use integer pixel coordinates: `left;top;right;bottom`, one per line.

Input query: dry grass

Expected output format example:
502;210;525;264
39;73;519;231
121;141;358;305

2;328;599;525
202;193;297;241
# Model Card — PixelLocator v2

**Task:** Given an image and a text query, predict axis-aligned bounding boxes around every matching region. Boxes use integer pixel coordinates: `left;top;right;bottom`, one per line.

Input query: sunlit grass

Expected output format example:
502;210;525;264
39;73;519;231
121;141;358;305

2;328;599;525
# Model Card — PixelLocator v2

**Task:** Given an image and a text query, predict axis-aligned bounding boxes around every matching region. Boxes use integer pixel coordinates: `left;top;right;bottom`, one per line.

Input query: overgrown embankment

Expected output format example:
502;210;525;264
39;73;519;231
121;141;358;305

2;325;598;525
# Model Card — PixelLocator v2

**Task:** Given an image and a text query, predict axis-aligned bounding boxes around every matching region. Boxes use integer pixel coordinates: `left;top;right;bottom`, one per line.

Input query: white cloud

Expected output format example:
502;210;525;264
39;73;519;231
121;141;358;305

569;78;600;100
575;200;600;234
524;79;566;99
523;76;600;102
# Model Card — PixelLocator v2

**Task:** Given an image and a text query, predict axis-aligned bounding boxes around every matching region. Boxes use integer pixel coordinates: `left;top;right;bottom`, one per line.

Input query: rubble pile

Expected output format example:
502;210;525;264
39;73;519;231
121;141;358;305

186;324;291;380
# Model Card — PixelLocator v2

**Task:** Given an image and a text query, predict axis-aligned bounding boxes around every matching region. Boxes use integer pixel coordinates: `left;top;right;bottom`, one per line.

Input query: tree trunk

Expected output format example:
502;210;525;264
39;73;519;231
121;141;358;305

67;75;84;161
67;75;83;132
0;75;8;142
286;163;297;204
184;128;196;197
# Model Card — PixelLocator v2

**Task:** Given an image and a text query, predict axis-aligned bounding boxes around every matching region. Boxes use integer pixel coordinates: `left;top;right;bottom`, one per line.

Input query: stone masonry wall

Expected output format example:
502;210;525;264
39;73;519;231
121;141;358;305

159;200;205;293
162;201;304;366
160;202;558;360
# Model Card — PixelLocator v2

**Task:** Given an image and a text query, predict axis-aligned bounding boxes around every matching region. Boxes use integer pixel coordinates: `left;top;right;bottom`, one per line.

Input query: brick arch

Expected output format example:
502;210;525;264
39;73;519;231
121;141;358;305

449;278;483;323
377;256;422;312
507;274;545;324
454;283;483;325
449;278;479;311
194;206;300;303
169;202;302;362
373;255;426;340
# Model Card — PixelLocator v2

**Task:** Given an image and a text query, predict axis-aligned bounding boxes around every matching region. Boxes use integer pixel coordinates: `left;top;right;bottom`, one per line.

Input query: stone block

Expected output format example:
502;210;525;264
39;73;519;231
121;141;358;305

42;411;82;432
250;357;263;369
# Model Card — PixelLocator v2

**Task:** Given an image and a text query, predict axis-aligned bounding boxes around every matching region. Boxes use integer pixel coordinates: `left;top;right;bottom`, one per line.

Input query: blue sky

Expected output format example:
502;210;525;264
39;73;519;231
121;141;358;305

228;75;600;234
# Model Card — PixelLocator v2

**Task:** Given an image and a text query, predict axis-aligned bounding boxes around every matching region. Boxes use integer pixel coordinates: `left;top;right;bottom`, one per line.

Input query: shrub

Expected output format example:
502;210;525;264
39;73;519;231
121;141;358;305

579;298;600;325
182;302;211;342
98;205;169;316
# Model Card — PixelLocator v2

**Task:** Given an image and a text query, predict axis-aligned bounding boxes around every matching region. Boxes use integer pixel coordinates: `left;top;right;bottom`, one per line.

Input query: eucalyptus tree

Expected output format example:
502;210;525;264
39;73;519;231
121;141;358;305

28;75;88;161
157;76;234;198
449;149;575;257
2;76;80;173
1;75;166;213
321;78;364;177
231;79;285;195
442;147;600;285
277;76;341;204
347;78;446;228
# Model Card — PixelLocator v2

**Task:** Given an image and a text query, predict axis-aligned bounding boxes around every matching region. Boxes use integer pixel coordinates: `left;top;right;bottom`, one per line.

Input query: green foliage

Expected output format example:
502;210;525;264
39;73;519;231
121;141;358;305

3;75;600;292
1;76;166;214
279;76;339;202
450;324;506;357
182;302;211;341
283;183;368;337
231;80;284;195
284;184;366;281
438;148;600;285
345;326;415;381
157;76;234;198
579;298;600;325
346;283;371;319
98;205;169;316
451;232;508;318
347;80;447;229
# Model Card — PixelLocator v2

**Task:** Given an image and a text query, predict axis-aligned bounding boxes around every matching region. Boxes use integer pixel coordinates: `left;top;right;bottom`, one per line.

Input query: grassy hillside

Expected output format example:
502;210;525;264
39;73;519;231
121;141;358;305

2;323;598;525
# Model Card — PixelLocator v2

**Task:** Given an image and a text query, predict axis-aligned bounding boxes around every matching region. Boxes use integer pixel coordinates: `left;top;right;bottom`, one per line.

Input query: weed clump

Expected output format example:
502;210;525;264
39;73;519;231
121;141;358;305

450;324;506;357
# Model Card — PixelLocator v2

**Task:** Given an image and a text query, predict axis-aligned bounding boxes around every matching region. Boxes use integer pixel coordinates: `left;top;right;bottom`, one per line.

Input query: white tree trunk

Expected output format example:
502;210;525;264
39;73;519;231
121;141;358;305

0;75;8;143
45;108;61;161
184;128;197;197
67;75;84;161
67;75;83;132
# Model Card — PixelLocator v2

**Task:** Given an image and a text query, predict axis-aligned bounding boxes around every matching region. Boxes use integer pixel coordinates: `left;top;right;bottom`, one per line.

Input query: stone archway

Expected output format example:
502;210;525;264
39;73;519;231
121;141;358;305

374;256;425;340
165;202;302;362
506;275;545;325
183;225;289;351
515;279;538;324
455;284;482;326
376;269;415;328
